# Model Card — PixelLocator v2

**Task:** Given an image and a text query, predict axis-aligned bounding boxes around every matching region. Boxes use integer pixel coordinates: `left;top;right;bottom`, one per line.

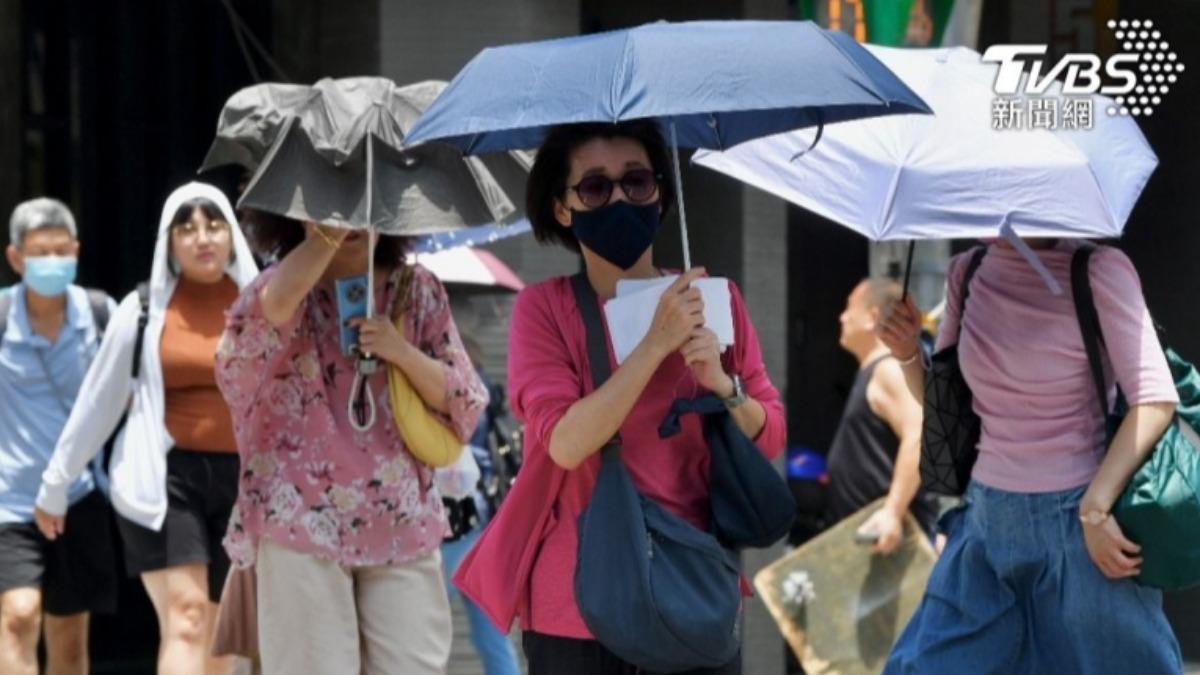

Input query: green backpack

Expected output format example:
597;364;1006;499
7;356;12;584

1073;245;1200;590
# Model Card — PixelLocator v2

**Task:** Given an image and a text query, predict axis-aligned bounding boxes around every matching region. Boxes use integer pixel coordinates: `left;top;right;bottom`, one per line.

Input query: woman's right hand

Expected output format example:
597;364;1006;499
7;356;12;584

877;295;923;362
642;267;707;359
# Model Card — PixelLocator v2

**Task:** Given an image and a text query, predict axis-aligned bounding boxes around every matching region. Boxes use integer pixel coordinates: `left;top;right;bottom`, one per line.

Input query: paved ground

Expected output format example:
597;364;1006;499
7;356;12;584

447;598;526;675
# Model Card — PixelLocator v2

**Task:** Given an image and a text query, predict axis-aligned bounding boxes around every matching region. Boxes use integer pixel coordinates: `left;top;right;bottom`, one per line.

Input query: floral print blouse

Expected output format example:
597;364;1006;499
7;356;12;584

215;263;487;568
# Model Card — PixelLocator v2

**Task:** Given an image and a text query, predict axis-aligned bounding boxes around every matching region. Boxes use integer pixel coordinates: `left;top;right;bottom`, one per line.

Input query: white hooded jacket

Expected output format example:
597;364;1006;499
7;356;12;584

37;182;259;530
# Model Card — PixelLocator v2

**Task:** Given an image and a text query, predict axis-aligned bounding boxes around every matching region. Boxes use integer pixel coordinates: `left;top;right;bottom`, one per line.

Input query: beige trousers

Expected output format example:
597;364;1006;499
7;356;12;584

256;540;451;675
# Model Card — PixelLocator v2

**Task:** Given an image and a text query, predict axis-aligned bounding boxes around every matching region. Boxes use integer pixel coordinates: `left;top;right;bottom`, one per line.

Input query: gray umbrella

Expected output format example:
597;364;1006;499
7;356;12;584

201;77;530;433
200;77;530;236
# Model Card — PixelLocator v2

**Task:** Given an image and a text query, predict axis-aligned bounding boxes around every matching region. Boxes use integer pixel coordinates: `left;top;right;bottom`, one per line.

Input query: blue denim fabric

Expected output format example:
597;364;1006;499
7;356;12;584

885;481;1183;674
443;527;521;675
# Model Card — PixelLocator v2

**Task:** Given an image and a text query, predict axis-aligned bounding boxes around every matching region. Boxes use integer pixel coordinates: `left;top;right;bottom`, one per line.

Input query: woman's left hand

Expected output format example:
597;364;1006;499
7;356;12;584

681;327;733;397
1082;514;1143;579
349;316;411;366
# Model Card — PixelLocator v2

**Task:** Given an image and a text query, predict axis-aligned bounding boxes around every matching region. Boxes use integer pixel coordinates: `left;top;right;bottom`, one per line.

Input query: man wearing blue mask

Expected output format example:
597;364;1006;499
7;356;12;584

0;198;117;675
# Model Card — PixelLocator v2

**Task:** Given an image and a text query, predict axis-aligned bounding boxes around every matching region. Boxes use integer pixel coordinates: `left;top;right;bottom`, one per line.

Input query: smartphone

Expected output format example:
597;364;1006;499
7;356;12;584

334;275;370;356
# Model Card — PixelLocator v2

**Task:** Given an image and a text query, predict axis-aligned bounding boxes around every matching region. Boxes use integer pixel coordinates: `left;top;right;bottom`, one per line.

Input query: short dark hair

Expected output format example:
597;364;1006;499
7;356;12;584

240;209;413;266
526;120;676;253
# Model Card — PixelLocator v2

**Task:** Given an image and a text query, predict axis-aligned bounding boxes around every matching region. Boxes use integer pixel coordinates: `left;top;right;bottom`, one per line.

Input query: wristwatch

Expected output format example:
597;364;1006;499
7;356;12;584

1079;510;1110;526
722;375;748;410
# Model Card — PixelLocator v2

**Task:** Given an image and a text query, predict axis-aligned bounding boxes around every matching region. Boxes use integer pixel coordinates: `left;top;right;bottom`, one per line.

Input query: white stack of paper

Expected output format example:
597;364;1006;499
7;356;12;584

603;275;735;364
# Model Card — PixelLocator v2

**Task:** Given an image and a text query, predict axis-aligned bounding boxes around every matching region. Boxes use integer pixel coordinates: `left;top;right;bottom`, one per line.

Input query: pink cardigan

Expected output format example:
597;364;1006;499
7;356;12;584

454;275;786;638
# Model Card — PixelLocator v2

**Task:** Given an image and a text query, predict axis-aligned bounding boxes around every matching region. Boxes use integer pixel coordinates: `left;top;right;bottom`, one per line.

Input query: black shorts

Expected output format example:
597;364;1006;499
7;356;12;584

0;490;118;616
115;449;239;603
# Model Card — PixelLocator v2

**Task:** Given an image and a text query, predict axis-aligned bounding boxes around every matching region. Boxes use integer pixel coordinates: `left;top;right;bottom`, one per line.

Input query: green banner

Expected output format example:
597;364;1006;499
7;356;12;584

799;0;958;47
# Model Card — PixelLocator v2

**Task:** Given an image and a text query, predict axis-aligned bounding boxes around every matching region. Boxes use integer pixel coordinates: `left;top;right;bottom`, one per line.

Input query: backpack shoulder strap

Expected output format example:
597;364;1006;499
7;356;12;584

85;288;111;337
1070;244;1109;419
951;246;988;341
131;282;151;381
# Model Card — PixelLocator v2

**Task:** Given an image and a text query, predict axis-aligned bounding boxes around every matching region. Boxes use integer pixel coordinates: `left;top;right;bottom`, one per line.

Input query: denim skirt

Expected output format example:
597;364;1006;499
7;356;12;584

884;481;1183;674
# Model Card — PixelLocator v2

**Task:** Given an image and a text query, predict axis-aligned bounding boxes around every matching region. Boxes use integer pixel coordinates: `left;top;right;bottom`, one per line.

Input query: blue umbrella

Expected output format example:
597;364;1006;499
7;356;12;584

406;20;930;267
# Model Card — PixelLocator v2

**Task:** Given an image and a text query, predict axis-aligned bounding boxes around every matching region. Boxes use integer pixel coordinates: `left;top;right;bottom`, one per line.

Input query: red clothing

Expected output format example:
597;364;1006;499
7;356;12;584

454;275;785;638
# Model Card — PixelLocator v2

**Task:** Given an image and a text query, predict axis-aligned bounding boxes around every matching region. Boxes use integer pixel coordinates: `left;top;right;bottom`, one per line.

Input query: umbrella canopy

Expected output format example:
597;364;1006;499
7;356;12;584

406;21;930;268
405;20;931;154
412;247;525;292
201;77;530;236
693;45;1158;241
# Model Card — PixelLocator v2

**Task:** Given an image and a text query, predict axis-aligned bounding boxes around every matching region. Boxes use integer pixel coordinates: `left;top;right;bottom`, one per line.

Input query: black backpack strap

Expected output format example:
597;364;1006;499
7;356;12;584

85;288;111;337
1071;244;1110;419
570;274;614;389
131;282;151;381
957;247;988;325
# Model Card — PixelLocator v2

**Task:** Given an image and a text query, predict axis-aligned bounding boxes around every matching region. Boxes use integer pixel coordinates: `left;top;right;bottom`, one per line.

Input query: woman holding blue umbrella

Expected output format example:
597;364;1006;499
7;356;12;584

453;120;787;674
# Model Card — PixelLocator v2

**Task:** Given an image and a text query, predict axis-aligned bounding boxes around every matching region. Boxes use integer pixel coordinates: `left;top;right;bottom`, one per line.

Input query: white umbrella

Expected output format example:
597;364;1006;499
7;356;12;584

693;45;1158;292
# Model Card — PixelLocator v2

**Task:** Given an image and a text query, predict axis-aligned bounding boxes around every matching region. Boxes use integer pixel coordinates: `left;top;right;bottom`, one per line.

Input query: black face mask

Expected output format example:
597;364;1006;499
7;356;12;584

570;201;661;270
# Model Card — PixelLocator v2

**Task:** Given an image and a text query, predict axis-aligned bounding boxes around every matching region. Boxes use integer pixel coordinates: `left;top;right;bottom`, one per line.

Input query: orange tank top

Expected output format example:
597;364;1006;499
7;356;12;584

160;275;240;452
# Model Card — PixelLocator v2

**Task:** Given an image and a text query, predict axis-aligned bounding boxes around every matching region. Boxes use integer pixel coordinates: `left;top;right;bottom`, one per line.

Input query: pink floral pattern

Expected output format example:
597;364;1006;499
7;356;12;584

216;263;487;568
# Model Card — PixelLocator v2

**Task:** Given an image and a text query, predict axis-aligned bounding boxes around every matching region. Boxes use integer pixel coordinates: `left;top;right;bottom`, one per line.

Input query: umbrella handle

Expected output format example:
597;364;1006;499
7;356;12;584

366;137;376;321
351;223;379;433
669;120;691;271
901;240;915;301
348;357;378;432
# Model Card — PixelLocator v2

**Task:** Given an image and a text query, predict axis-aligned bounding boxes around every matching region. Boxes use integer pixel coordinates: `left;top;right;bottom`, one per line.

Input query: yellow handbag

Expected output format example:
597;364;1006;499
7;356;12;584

387;267;463;468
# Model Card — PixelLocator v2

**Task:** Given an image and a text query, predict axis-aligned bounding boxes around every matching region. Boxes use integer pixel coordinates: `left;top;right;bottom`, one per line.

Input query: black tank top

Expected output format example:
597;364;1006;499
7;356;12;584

826;357;937;533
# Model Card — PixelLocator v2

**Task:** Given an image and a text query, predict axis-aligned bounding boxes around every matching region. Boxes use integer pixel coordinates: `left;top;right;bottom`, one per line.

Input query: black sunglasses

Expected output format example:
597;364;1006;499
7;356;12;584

567;168;661;209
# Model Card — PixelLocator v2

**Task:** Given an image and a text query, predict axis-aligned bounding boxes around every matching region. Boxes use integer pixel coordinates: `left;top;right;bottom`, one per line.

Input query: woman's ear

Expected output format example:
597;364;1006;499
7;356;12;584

553;197;572;228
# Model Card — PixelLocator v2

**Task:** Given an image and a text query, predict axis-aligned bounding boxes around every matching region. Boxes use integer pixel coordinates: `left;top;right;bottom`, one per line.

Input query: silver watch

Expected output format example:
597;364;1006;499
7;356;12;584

722;375;748;409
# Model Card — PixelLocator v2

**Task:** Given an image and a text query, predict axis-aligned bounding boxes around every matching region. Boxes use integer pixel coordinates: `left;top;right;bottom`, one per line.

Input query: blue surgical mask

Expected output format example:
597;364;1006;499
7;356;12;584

570;201;661;270
23;256;78;297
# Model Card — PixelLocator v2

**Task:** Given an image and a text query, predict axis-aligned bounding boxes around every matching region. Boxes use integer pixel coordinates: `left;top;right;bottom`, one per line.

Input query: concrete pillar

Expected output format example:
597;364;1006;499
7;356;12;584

0;0;19;285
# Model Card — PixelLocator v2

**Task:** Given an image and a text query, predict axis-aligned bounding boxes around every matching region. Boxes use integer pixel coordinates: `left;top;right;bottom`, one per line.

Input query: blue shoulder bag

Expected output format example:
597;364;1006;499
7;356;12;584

570;274;743;673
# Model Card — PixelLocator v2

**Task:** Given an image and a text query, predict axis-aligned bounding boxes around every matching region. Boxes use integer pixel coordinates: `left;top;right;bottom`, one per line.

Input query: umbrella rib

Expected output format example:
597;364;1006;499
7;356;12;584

612;31;634;122
1079;156;1134;237
875;165;906;241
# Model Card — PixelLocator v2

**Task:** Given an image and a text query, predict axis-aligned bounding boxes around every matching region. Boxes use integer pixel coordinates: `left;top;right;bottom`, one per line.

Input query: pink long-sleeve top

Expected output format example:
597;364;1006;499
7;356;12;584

938;241;1177;493
215;263;488;568
454;275;786;638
